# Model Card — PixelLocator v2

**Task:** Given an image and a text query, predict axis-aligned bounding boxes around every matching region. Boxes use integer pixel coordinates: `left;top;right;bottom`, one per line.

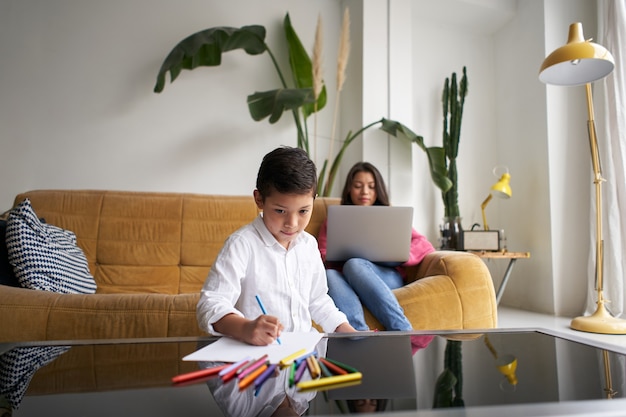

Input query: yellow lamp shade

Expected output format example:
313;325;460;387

491;172;512;199
539;22;614;86
496;355;518;386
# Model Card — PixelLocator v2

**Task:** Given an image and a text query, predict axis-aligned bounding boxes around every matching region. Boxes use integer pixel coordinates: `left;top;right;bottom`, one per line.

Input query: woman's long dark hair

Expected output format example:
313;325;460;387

339;162;390;206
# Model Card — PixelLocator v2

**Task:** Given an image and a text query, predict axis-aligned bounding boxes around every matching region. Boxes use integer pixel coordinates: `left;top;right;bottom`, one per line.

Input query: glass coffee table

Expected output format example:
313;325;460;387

2;329;625;416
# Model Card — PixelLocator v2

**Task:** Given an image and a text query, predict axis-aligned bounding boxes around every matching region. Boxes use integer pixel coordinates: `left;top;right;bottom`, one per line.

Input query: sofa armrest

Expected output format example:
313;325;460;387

410;250;491;284
366;251;497;331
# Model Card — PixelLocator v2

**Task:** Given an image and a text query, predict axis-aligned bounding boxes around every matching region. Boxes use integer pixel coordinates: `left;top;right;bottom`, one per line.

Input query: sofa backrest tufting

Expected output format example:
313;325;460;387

13;190;340;295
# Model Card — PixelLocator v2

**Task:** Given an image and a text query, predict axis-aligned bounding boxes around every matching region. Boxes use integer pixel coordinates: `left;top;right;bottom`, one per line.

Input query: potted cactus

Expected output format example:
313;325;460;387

439;67;468;250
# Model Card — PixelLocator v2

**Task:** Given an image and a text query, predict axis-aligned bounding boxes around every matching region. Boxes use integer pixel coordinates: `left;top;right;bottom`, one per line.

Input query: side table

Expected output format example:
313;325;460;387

468;250;530;304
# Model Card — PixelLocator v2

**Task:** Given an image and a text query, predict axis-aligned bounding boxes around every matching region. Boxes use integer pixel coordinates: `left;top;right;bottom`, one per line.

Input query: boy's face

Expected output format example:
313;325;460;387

254;189;315;249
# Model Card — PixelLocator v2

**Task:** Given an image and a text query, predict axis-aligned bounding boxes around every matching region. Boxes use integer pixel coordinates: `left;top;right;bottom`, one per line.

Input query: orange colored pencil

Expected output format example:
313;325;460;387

239;364;268;390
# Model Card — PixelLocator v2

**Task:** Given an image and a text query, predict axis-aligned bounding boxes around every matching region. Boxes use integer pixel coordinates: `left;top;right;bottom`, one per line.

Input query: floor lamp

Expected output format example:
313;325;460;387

539;22;626;334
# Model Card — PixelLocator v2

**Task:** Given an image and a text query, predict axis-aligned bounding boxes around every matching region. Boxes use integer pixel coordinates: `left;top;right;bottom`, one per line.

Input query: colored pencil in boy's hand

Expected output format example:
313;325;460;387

255;294;282;345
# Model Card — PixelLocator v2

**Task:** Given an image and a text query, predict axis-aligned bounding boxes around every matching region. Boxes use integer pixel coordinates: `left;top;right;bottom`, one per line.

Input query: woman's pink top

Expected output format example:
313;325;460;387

316;219;435;280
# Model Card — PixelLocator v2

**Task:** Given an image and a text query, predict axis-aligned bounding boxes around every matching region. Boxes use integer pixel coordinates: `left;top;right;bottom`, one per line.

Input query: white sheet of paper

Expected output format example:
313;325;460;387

183;332;324;363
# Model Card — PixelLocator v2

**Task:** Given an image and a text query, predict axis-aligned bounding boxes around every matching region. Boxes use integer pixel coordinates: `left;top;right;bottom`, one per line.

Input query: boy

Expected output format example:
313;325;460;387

197;147;356;345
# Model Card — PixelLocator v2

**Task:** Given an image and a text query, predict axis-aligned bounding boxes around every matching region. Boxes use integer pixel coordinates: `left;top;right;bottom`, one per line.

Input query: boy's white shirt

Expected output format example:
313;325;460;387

197;214;347;335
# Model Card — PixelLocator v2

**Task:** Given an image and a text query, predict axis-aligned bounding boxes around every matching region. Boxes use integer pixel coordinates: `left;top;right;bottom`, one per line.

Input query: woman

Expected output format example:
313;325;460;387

317;162;435;331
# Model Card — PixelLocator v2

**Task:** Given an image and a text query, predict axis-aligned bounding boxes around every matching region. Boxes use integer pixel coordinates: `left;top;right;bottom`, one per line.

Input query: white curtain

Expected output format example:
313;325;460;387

589;0;626;317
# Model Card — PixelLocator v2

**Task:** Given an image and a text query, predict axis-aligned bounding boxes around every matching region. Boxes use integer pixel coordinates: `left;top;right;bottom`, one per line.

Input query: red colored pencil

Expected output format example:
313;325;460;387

171;364;229;384
319;357;348;375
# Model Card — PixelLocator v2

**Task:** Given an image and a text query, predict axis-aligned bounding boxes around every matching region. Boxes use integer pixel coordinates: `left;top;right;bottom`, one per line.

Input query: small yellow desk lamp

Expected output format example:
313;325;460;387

481;167;512;231
484;335;518;389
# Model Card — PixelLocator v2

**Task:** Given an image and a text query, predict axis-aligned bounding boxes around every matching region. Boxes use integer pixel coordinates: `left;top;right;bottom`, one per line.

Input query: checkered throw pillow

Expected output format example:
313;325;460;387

5;199;96;294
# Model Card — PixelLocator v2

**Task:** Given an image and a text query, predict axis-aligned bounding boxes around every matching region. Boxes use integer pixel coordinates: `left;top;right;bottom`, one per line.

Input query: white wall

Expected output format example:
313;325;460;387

543;0;600;317
411;0;509;240
0;0;605;317
494;1;557;313
502;0;599;316
0;0;342;207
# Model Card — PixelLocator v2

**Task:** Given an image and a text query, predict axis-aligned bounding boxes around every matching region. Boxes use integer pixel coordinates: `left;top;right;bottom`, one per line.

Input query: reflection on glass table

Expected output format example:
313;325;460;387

1;330;625;416
0;345;70;411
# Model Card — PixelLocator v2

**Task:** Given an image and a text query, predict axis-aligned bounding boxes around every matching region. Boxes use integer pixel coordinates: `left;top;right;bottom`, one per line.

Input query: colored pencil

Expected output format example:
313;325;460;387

288;361;297;387
254;363;278;391
239;364;268;390
294;350;314;367
296;372;363;391
319;357;348;375
306;355;320;379
323;357;359;373
255;295;281;344
297;379;362;393
171;364;229;384
237;354;269;380
221;359;251;382
279;348;307;367
317;358;333;377
294;359;308;384
219;356;251;376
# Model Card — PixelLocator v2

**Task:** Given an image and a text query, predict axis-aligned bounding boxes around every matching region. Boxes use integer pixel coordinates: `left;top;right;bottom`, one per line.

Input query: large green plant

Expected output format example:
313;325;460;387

153;13;452;196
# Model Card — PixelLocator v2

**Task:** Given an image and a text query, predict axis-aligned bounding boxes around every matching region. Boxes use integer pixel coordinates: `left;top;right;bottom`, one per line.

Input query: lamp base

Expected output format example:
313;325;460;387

571;300;626;334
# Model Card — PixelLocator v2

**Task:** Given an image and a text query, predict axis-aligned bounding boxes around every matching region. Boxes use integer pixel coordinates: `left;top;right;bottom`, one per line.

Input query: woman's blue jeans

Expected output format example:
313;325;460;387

326;258;412;331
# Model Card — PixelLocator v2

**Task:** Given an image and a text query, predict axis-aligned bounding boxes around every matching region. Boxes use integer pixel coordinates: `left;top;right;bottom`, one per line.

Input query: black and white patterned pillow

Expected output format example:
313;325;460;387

5;199;96;294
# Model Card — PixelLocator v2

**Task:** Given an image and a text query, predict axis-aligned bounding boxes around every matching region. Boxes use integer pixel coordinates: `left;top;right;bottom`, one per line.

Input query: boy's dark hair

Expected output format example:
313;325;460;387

256;147;317;199
340;162;390;206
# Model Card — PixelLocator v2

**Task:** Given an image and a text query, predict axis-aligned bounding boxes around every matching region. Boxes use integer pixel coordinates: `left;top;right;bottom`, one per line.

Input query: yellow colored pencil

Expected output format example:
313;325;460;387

296;372;362;391
306;355;320;379
279;349;307;367
297;378;362;393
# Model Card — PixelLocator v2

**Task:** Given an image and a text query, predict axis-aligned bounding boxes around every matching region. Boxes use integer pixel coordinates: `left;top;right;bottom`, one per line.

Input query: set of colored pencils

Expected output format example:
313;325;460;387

171;349;361;394
295;356;362;392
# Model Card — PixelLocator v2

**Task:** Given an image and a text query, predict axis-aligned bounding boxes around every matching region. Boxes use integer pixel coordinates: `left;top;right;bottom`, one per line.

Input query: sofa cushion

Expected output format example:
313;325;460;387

5;199;97;294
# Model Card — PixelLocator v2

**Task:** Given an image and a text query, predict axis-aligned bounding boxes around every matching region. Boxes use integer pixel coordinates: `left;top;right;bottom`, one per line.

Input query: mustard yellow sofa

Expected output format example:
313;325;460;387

0;190;497;342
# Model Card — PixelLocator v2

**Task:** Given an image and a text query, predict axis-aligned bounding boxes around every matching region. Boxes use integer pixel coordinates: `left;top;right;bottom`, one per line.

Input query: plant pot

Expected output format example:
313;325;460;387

440;217;463;250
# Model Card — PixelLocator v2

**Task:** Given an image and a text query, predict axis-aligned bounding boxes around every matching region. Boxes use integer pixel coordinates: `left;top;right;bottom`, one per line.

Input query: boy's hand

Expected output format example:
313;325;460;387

213;313;283;345
244;315;284;346
335;322;358;333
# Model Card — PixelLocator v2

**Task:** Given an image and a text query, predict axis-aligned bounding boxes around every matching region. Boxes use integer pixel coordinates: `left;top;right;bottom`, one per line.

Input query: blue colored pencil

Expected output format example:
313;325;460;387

255;295;282;345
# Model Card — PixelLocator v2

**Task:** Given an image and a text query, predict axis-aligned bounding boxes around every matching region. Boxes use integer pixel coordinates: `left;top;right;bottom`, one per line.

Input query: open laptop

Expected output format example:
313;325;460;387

325;205;413;262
